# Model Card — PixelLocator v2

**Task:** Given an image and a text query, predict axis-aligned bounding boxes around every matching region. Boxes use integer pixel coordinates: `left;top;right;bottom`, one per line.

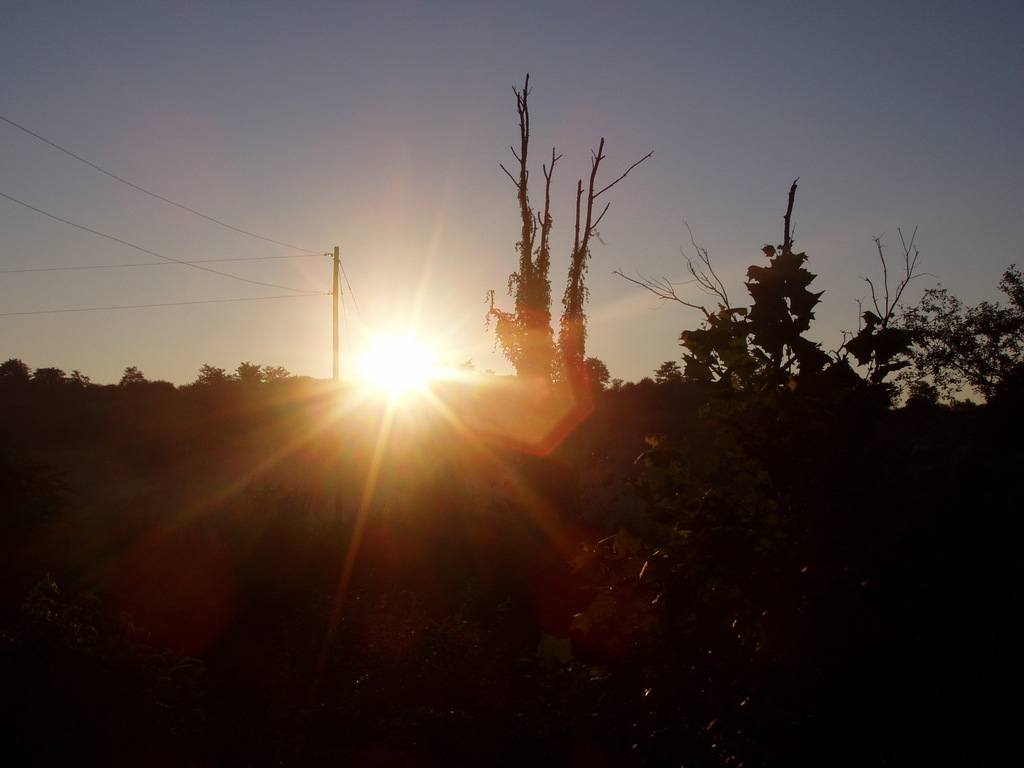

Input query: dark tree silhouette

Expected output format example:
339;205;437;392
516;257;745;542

654;360;683;384
0;358;32;388
583;357;611;391
235;361;263;385
260;364;291;382
31;367;69;387
192;363;231;386
901;264;1024;401
119;366;147;386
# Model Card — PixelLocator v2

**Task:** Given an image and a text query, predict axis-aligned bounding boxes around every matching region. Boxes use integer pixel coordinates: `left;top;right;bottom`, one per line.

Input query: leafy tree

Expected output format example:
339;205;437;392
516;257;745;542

900;265;1024;401
260;364;291;382
31;367;69;387
193;364;231;386
119;366;148;386
653;360;683;385
21;366;89;389
582;357;610;391
0;358;32;391
904;378;940;409
617;183;830;392
235;361;264;385
668;241;832;392
621;183;918;401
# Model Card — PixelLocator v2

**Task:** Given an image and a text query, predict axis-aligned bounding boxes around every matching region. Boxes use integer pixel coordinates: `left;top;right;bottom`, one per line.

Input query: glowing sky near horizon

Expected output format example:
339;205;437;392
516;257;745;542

2;1;1021;385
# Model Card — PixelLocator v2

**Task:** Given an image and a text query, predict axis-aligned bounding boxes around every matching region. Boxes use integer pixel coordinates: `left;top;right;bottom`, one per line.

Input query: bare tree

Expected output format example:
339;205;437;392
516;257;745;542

489;75;650;381
861;227;923;330
559;140;652;372
487;75;558;380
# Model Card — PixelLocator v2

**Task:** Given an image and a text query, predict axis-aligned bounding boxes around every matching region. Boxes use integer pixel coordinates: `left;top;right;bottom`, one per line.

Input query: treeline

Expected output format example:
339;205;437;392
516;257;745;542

0;358;296;390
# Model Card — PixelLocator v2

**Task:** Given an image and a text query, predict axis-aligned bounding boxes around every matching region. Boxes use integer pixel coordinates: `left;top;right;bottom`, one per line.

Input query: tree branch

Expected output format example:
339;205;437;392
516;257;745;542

614;224;728;320
783;178;799;251
595;151;654;198
863;226;925;328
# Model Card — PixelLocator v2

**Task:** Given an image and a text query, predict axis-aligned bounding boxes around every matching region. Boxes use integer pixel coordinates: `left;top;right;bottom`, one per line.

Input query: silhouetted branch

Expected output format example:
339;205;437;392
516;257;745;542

614;270;704;309
863;226;925;328
594;150;653;199
783;178;799;251
614;224;728;319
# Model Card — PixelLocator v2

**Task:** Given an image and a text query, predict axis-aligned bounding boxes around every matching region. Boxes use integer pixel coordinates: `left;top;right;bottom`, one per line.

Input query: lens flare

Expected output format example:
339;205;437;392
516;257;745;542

355;332;440;396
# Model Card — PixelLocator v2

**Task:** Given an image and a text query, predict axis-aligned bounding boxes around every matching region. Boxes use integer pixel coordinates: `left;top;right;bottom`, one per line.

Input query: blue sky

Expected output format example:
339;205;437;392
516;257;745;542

2;1;1021;384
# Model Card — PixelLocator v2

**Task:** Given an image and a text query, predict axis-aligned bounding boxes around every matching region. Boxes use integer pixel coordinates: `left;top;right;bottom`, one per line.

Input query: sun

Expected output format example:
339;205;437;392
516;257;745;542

355;332;441;396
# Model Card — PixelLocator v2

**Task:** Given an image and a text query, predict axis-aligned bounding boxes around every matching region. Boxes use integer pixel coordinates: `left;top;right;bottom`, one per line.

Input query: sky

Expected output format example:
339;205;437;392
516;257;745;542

2;1;1022;386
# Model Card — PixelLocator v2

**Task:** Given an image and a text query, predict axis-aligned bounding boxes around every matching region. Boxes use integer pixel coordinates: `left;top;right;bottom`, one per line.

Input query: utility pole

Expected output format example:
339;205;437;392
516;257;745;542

331;245;344;519
332;245;340;380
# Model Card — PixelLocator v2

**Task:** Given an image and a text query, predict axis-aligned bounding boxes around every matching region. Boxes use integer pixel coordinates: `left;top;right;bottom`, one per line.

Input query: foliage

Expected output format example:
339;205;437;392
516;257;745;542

31;366;68;387
10;365;92;389
677;241;832;392
1;576;210;763
190;361;292;387
555;188;936;766
840;229;920;385
0;358;32;388
193;363;231;386
900;264;1024;401
260;364;292;382
0;452;71;537
582;356;610;391
119;365;148;386
653;359;683;384
235;360;263;384
841;307;914;385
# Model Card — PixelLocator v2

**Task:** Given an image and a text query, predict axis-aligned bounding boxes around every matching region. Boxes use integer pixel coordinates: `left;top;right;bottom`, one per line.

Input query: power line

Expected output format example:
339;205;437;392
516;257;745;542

0;253;325;274
0;293;326;317
0;113;322;255
339;259;360;315
0;191;323;294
